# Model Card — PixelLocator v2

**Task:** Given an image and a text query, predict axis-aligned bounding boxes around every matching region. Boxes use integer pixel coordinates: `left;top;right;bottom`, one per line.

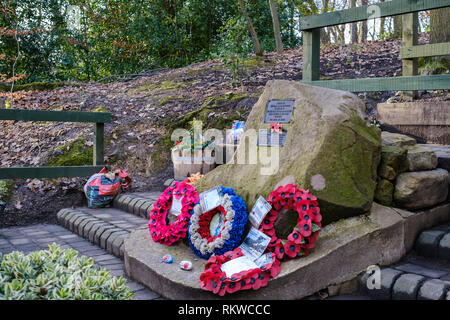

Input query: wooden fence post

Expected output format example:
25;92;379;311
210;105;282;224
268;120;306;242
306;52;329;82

402;12;419;99
94;122;105;166
302;28;321;81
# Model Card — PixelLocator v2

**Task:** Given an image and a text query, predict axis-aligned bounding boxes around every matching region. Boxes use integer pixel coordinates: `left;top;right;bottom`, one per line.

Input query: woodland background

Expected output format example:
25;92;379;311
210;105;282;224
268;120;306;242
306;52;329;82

1;0;448;85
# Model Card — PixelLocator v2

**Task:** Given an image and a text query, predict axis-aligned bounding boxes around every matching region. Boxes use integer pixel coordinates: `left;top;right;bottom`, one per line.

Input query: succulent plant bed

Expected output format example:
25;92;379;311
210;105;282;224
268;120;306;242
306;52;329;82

0;244;134;300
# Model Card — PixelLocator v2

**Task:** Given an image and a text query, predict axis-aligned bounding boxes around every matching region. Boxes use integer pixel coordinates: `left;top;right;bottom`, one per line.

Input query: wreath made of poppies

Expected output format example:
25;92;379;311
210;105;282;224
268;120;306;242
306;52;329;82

259;184;322;260
148;181;199;245
188;187;247;259
199;247;281;296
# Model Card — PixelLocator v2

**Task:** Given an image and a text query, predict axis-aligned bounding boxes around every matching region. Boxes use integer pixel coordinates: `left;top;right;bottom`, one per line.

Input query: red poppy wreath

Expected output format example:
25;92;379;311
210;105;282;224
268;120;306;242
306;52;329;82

199;247;281;296
148;181;199;245
259;184;322;260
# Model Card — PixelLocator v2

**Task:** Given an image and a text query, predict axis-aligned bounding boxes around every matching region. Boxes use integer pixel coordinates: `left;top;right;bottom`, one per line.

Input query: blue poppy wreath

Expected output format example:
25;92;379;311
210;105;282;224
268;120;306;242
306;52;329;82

188;187;247;259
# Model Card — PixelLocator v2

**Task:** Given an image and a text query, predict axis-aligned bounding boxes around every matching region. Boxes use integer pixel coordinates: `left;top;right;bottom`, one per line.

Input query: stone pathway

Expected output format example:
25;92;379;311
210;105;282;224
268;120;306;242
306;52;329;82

359;222;450;300
0;223;161;300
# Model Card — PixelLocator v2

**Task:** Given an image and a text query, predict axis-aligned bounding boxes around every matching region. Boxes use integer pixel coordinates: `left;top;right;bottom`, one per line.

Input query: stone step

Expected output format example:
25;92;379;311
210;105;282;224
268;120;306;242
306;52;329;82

57;207;148;259
113;192;162;219
360;263;450;300
359;222;450;300
414;222;450;259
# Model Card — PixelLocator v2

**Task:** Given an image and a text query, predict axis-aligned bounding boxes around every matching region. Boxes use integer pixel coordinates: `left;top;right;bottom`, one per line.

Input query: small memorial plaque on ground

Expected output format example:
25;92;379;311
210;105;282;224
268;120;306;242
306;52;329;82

264;99;295;123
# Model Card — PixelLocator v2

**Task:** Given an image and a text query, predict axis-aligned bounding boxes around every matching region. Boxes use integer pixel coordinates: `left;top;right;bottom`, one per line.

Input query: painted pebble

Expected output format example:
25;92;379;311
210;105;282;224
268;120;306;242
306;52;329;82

162;254;173;264
180;260;192;271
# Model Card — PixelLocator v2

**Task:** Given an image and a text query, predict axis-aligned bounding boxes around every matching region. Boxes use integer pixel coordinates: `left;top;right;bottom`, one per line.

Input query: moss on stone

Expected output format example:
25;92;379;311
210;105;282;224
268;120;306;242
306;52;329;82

159;96;183;106
46;137;93;167
0;180;14;202
0;81;79;92
92;105;108;113
243;57;276;69
378;145;408;181
135;80;188;93
374;179;394;206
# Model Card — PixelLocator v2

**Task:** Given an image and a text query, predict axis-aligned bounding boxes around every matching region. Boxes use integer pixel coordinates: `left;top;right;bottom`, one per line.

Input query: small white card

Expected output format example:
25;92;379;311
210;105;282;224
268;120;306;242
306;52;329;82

239;227;271;261
248;196;272;228
170;196;183;216
254;253;273;268
220;255;259;278
199;186;222;213
209;211;224;237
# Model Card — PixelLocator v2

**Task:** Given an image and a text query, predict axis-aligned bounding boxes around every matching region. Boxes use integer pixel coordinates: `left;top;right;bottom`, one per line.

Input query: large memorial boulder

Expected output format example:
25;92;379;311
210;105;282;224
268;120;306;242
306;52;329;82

195;80;381;225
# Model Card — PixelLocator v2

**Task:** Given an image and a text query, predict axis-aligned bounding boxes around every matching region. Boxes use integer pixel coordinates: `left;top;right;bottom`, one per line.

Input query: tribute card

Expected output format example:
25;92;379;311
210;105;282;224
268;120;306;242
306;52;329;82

199;186;222;213
169;196;183;216
254;252;273;268
248;196;272;228
239;227;271;261
220;255;259;278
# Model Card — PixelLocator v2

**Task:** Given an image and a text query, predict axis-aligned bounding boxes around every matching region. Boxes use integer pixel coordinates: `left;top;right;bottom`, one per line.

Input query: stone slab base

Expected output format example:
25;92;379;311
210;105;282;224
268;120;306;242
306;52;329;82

123;202;449;300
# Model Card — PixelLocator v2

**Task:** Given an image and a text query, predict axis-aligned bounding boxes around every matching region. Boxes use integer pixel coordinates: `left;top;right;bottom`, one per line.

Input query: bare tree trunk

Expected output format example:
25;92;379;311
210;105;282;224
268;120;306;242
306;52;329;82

430;7;450;44
429;7;450;73
269;0;283;54
379;0;385;38
359;0;367;42
350;0;357;43
238;0;263;56
393;15;402;38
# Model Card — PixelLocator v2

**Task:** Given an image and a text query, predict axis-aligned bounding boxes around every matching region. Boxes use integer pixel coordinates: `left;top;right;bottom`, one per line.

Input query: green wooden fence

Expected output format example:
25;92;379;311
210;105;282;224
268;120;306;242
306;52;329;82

300;0;450;92
0;109;111;179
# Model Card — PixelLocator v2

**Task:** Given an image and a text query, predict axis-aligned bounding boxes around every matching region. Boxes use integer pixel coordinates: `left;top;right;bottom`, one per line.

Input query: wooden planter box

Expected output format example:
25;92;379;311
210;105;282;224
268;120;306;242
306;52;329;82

171;149;216;180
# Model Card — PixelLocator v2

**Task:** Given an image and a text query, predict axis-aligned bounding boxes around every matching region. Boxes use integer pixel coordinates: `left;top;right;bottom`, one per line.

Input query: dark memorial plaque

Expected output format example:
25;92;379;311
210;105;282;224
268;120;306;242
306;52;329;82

257;129;287;147
264;99;295;123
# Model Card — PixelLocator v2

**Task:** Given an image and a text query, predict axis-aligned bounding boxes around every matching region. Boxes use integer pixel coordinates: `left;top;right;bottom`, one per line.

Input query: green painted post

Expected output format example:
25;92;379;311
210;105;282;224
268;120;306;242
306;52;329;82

302;28;321;81
94;123;105;166
402;12;419;99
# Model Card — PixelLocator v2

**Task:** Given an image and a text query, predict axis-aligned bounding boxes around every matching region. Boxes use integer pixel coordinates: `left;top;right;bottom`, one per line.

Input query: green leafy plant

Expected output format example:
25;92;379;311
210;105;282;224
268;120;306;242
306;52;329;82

172;118;214;153
221;54;249;87
0;244;134;300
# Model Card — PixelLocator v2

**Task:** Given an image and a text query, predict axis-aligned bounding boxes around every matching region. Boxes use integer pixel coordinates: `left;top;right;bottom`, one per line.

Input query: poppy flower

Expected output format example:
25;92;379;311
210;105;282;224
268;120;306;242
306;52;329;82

266;210;278;222
224;280;243;295
298;214;312;237
273;240;285;260
201;276;223;294
251;271;270;290
269;260;281;278
287;229;303;244
284;240;301;258
261;216;274;230
217;282;228;296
